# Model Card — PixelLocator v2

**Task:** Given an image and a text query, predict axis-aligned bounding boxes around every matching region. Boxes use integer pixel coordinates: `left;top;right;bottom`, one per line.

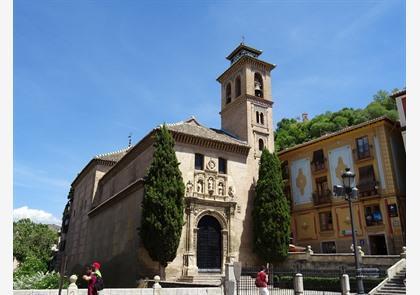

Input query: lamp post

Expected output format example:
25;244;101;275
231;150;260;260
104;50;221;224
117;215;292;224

336;167;365;294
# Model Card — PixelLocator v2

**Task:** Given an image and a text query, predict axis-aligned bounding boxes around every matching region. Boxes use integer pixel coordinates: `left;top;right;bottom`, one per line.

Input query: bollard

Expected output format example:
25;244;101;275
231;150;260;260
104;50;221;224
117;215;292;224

294;273;304;295
341;274;350;295
401;246;406;258
67;275;78;295
224;263;236;295
153;275;162;295
153;275;162;288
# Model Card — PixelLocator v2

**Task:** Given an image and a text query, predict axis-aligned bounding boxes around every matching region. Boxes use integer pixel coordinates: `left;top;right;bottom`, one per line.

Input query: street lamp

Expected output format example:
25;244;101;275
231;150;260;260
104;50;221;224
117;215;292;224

335;167;365;295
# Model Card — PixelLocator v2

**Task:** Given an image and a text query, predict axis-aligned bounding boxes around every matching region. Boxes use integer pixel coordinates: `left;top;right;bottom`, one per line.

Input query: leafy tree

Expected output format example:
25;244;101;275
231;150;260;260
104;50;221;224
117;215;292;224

252;149;291;263
139;124;185;271
13;219;57;265
14;255;47;276
13;219;59;289
14;271;67;289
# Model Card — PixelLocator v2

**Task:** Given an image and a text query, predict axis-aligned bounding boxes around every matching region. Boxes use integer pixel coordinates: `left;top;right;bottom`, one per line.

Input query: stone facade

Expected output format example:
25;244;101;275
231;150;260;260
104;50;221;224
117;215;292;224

279;117;406;256
58;44;276;287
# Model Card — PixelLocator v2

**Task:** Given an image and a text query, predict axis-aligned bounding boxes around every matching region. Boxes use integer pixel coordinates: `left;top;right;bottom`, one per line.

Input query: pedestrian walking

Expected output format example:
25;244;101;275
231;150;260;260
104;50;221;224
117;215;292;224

82;265;97;295
92;261;104;293
255;265;269;295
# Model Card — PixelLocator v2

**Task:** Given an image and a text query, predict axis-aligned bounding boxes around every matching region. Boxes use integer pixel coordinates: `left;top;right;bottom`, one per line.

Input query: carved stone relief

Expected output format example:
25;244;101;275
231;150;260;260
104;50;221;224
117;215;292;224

208;177;215;195
196;179;204;193
228;186;235;198
218;182;225;196
206;159;216;171
186;180;193;196
189;171;232;198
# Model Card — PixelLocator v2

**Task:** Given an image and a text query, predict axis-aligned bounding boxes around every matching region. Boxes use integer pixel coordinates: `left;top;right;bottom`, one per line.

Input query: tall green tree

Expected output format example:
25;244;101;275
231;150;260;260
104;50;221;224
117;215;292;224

139;124;185;271
252;149;291;263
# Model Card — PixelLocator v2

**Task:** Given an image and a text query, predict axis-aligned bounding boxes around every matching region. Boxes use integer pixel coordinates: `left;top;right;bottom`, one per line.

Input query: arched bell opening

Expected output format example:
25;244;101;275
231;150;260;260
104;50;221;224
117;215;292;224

226;83;232;104
254;72;263;97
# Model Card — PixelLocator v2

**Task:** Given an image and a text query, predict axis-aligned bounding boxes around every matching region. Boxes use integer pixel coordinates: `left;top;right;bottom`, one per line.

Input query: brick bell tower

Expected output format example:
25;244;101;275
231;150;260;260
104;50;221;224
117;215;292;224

217;43;276;157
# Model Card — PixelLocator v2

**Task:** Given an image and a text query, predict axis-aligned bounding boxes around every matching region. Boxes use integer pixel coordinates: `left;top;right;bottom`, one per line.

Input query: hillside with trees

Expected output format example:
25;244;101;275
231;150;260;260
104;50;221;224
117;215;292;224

274;89;399;151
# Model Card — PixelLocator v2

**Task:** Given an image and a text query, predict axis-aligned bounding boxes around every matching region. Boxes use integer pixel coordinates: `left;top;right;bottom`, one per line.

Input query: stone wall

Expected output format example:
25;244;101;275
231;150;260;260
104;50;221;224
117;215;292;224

13;288;222;295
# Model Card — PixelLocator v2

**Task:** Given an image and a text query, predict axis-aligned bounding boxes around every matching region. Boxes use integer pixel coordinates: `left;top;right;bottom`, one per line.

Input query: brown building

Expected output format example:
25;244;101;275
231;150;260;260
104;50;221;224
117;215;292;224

58;43;276;286
279;116;406;255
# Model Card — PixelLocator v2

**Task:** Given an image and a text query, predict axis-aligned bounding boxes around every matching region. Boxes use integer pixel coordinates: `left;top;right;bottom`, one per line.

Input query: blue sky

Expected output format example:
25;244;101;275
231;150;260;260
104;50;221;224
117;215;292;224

13;0;405;224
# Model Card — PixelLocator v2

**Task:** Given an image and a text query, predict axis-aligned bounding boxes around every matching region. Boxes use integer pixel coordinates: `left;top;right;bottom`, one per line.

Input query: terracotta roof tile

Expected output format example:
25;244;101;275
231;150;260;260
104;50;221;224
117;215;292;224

95;146;133;162
165;117;249;147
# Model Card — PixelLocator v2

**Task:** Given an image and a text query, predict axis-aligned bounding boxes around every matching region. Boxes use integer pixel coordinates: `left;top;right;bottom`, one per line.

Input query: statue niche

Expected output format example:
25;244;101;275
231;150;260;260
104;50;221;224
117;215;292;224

218;182;225;196
208;177;215;195
196;179;204;194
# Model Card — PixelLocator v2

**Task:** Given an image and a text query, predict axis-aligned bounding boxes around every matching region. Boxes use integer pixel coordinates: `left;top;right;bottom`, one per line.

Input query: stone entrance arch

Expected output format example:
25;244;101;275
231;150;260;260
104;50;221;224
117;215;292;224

197;215;222;271
182;195;236;277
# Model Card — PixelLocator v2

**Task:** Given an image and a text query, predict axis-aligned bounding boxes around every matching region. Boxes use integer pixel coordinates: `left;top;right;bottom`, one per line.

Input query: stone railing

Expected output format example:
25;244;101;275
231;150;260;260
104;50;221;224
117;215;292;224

13;275;223;295
279;245;404;271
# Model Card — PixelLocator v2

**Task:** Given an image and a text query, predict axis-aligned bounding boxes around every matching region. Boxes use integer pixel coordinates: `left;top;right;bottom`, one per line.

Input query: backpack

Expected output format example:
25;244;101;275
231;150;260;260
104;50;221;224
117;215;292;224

94;275;104;291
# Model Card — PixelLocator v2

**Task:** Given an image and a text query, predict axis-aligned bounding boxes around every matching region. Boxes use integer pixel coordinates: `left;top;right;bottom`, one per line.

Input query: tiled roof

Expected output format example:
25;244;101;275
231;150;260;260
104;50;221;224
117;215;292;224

390;88;406;98
279;116;396;154
165;116;249;147
95;146;133;162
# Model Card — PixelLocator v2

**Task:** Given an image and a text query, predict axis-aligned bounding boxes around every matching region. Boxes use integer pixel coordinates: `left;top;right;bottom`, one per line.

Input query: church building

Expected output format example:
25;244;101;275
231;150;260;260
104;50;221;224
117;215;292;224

58;43;277;287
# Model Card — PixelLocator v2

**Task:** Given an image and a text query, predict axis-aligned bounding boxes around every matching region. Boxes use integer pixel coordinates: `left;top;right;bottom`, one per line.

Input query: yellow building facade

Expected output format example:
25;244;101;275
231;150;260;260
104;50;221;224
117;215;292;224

279;116;405;255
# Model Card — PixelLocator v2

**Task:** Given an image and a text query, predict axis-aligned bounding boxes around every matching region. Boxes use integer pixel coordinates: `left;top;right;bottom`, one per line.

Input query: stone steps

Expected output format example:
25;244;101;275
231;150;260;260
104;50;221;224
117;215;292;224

178;273;224;286
371;267;406;295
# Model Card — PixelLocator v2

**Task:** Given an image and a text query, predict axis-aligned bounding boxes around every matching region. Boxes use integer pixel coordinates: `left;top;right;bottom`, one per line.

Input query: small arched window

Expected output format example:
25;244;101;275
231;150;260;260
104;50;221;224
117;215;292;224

235;76;241;97
256;111;260;124
226;83;232;104
260;113;264;125
258;139;264;151
254;73;263;97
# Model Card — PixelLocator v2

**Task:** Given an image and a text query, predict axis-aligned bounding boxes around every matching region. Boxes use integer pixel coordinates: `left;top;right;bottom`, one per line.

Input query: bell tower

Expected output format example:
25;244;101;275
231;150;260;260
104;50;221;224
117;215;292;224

217;43;276;156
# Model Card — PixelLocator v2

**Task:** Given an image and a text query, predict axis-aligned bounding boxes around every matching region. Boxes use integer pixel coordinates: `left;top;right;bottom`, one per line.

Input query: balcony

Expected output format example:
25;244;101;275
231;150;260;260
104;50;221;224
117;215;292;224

312;189;332;206
311;159;327;174
357;180;379;197
353;145;374;162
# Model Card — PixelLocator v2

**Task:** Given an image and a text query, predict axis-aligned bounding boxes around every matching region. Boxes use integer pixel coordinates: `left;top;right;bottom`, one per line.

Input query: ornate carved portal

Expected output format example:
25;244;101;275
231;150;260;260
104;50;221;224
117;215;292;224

182;175;237;277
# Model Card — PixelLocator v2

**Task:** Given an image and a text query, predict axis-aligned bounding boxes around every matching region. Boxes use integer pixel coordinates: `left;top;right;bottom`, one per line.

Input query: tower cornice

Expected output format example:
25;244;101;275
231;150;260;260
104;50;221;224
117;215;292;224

219;94;274;116
216;55;276;83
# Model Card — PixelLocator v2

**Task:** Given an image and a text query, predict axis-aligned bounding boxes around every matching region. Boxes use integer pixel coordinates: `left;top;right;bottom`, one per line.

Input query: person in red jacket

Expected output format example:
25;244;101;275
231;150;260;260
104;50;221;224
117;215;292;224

82;265;97;295
257;265;269;295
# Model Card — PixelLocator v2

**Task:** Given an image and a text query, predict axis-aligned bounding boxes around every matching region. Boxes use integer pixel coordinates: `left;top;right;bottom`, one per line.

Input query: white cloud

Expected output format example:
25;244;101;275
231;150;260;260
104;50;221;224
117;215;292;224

13;206;61;225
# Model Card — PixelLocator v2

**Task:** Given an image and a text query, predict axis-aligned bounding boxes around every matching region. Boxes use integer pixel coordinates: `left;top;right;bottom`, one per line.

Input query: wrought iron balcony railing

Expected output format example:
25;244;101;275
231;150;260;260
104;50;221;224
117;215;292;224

311;159;327;173
312;189;332;205
357;180;379;197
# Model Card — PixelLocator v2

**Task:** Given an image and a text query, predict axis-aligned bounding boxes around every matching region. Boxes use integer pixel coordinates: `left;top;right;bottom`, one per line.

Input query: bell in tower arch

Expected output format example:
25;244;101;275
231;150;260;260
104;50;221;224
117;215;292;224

254;72;264;97
254;81;263;97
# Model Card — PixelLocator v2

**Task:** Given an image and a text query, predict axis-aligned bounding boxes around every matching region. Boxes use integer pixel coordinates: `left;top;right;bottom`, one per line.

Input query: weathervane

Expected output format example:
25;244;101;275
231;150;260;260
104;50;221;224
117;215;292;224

241;35;245;44
128;133;132;147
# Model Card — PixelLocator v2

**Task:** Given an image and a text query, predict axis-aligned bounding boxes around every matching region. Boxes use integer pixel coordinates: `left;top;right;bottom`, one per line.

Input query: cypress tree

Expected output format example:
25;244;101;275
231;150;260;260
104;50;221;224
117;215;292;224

252;148;291;263
140;124;185;269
